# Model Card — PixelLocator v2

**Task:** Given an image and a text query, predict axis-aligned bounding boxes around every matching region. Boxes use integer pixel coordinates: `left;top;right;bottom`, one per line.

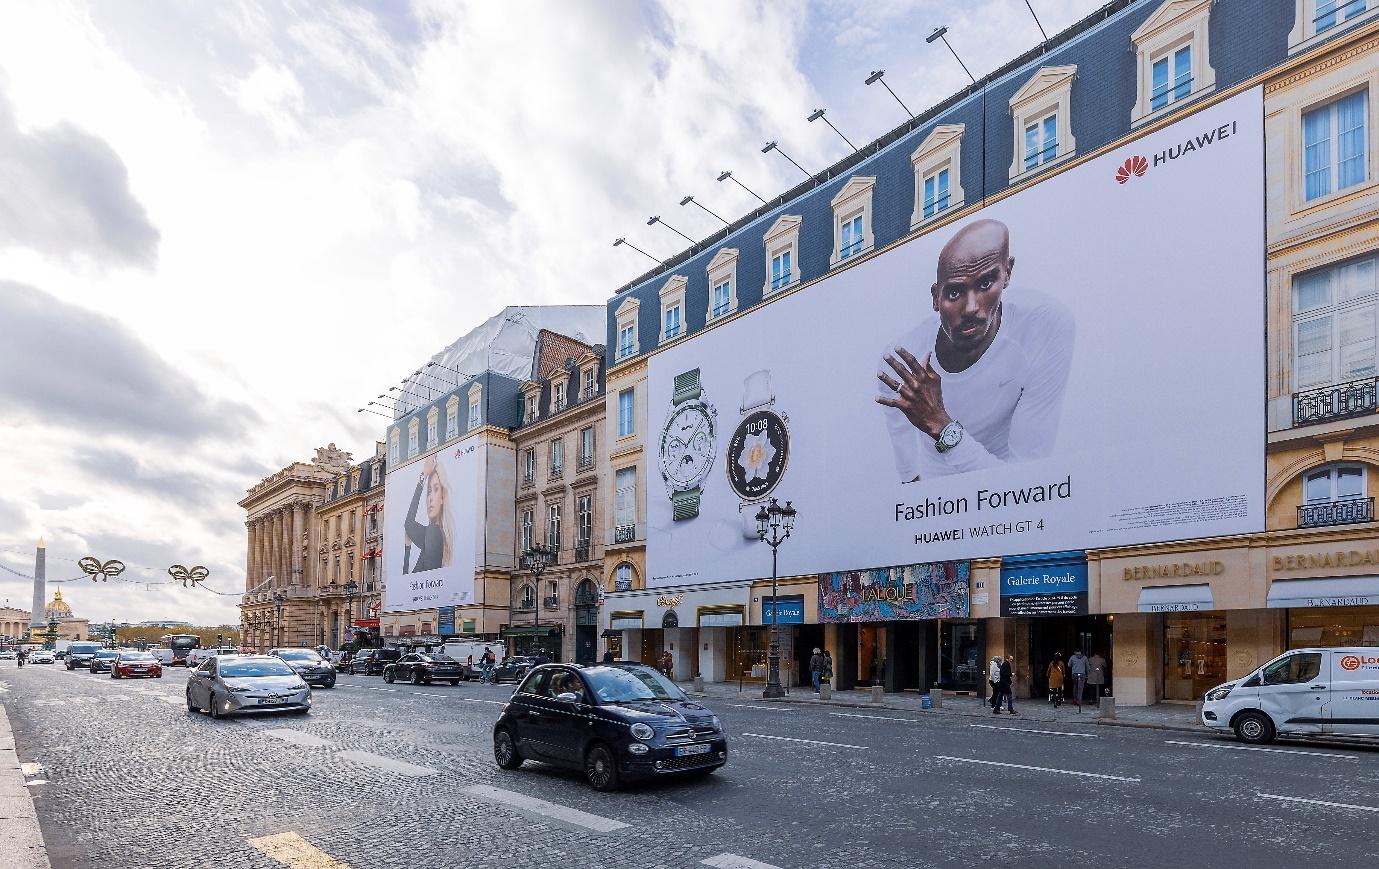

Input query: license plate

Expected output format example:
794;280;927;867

674;744;711;757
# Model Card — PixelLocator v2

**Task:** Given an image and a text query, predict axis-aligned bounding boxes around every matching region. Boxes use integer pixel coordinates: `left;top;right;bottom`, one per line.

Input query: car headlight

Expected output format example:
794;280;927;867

294;683;309;691
228;686;252;693
629;722;655;741
1204;684;1234;702
710;716;722;731
628;743;649;755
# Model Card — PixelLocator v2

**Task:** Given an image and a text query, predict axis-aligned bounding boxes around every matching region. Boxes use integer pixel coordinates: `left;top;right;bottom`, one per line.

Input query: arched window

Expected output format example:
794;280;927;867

614;562;634;592
518;584;536;610
575;578;598;606
1298;463;1371;528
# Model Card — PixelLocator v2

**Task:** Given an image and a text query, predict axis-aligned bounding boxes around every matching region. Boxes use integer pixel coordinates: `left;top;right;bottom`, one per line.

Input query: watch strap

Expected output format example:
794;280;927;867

741;369;774;414
672;369;702;405
671;487;702;521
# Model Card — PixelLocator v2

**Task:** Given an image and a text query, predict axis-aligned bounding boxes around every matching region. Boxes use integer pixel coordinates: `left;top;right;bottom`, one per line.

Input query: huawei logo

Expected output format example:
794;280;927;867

1115;155;1149;184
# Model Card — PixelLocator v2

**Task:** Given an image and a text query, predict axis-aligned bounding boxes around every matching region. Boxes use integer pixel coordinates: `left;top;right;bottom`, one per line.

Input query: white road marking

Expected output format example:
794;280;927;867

726;704;791;713
461;697;505;705
462;784;629;833
934;755;1140;782
19;762;43;776
970;724;1097;738
335;750;437;777
261;729;333;748
248;831;353;868
829;712;922;723
702;853;784;869
1166;740;1358;760
739;733;867;749
23;779;49;787
1257;792;1379;813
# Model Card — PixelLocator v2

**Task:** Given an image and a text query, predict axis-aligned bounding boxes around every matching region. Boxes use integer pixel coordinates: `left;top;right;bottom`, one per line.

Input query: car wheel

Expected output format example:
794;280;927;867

410;670;424;686
1233;711;1275;745
383;669;395;684
493;728;523;770
186;689;199;713
110;671;118;679
585;743;621;792
294;708;310;716
449;680;460;686
324;680;336;689
209;692;224;720
156;673;163;679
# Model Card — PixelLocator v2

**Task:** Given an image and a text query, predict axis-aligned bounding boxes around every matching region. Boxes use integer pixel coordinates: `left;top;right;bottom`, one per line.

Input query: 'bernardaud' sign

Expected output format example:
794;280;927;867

644;87;1264;588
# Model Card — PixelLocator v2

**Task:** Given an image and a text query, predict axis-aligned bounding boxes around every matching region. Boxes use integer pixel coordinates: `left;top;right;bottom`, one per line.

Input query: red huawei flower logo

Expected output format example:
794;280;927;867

1115;155;1149;184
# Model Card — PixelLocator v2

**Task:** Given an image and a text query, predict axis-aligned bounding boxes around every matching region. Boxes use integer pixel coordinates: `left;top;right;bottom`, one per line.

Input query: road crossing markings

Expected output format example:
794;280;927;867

261;729;333;748
829;712;923;724
1257;792;1379;813
970;724;1098;738
740;733;867;749
248;831;352;869
462;784;629;833
1166;740;1358;760
934;756;1140;782
725;704;791;713
336;750;437;777
461;697;505;705
702;853;784;869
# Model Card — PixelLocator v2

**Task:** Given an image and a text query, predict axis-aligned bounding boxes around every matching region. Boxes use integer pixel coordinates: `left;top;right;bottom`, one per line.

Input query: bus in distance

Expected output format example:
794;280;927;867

161;634;201;666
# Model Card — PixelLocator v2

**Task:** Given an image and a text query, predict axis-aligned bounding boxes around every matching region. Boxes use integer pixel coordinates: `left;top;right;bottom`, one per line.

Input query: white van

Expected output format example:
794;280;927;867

1201;647;1379;744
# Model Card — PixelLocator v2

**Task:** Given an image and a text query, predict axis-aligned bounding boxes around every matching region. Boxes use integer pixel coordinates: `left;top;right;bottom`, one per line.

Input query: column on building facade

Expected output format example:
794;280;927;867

291;501;304;586
277;508;289;587
268;511;280;585
245;521;255;587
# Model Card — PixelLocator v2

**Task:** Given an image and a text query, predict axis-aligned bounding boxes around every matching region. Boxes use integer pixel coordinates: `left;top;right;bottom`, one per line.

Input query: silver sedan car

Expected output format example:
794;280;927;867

185;654;311;719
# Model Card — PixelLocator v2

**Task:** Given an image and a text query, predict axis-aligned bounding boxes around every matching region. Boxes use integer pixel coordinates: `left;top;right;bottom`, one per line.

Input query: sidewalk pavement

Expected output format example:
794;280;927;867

0;702;51;869
681;680;1205;733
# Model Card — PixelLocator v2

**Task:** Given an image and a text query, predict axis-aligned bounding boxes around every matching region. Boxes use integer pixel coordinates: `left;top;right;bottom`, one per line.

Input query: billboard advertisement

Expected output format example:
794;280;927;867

383;442;485;611
1000;552;1088;617
820;562;970;622
647;87;1264;587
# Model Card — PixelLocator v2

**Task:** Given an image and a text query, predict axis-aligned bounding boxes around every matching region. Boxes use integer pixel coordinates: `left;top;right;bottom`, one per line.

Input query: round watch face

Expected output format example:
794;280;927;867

727;410;789;501
939;423;963;449
659;402;716;491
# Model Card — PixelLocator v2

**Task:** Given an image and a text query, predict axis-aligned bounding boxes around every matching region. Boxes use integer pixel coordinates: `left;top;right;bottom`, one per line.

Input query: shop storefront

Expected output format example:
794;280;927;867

599;582;752;682
1268;564;1379;650
998;552;1110;699
1162;612;1227;701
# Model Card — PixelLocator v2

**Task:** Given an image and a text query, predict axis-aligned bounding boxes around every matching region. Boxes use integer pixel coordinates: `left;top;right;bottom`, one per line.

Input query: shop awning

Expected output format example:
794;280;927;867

1267;576;1379;609
1137;584;1213;613
600;629;623;638
501;626;561;637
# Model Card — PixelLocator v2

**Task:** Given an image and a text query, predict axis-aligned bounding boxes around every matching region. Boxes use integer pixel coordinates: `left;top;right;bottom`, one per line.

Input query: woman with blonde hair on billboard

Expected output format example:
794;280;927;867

403;454;453;573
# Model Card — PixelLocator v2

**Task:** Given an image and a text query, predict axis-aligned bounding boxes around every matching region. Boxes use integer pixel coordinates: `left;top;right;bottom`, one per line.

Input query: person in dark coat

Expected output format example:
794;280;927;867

808;648;824;694
998;655;1016;714
403;455;452;574
602;649;615;663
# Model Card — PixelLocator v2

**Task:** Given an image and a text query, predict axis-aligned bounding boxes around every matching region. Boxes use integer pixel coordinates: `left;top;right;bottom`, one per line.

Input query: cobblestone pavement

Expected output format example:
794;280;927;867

1;663;1377;869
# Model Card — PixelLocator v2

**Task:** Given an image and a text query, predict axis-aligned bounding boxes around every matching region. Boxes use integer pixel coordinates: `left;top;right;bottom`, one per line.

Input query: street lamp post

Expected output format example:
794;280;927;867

755;498;797;699
344;579;358;650
520;543;555;659
273;591;286;648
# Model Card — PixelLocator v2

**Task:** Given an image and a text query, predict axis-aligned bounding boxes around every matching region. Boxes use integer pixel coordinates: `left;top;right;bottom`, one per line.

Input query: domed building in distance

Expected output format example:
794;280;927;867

37;589;89;642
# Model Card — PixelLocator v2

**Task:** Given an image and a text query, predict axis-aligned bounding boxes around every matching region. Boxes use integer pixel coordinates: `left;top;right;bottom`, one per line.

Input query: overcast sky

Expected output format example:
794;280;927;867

0;0;1105;627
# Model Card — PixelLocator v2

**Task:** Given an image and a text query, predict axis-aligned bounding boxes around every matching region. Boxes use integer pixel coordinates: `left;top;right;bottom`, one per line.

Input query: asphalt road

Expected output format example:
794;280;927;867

2;662;1377;869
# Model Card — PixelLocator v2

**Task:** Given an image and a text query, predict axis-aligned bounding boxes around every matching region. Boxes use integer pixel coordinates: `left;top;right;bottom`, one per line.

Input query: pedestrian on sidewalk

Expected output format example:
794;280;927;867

821;649;833;688
1046;652;1065;707
1088;651;1108;702
602;648;615;663
988;655;1003;713
1068;649;1089;711
808;647;824;694
660;649;674;678
999;655;1016;715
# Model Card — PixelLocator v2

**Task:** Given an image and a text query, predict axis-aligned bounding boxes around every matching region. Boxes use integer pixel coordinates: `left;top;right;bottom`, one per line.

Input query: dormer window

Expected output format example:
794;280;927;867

762;217;801;295
445;396;459;440
1131;1;1216;126
1009;65;1077;182
830;177;875;267
406;419;419;457
707;248;739;320
582;367;597;399
553;381;567;412
1290;0;1377;53
615;296;640;361
389;429;400;464
425;407;438;449
658;274;687;344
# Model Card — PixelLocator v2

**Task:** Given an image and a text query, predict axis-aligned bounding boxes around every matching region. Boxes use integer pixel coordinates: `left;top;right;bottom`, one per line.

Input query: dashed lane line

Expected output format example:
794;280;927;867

969;724;1098;738
261;729;333;748
335;750;437;777
462;784;629;833
739;733;867;749
934;756;1140;782
1166;740;1358;760
725;704;792;713
702;853;783;869
1257;792;1379;813
828;712;923;724
248;832;352;869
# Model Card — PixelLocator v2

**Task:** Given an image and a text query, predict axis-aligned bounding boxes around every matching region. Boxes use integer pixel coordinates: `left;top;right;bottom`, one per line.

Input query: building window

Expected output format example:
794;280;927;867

658;274;687;345
426;408;438;449
523;448;536;484
547;502;562;550
1303;90;1368;203
445;397;459;440
577;494;593;547
1293;0;1375;49
706;248;739;321
617;323;635;359
553;381;566;413
519;584;535;610
1304;464;1366;503
910;124;965;229
614;562;633;592
614;466;636;528
579;426;595;466
1292;254;1378;391
1009;65;1077;182
583;367;597;398
550;438;564;476
407;420;419;457
614;295;640;362
664;305;681;339
830;177;874;268
468;397;481;429
389;431;399;464
711;279;732;319
762;216;801;295
617;388;634;437
1131;0;1216;125
1318;0;1369;31
520;508;533;552
525;393;538;423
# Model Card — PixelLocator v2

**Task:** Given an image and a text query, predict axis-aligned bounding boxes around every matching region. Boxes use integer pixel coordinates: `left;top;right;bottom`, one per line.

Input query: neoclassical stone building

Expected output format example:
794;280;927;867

0;605;32;642
313;442;387;649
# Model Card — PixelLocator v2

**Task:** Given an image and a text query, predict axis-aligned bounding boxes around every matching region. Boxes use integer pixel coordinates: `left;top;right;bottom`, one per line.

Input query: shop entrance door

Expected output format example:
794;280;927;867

640;629;664;665
794;624;825;688
1030;615;1112;700
836;624;858;691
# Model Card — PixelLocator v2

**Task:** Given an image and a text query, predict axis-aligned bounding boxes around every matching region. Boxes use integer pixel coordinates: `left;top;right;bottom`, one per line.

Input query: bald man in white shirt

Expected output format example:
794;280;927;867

876;219;1075;483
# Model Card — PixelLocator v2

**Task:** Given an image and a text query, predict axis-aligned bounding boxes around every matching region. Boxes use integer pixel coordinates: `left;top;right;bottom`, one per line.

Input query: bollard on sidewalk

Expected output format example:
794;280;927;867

870;685;884;704
692;675;704;694
1098;694;1116;720
928;687;943;710
819;682;831;700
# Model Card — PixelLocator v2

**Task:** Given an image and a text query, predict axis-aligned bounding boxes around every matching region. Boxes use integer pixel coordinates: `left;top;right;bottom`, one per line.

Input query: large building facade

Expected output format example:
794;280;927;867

312;442;387;649
596;0;1379;705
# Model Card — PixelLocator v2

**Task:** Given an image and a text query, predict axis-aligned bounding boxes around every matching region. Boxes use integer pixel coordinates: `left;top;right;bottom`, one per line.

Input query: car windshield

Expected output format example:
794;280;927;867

421;654;456;663
120;652;155;661
71;645;101;654
94;650;117;659
276;650;321;662
584;666;688;703
220;659;295;678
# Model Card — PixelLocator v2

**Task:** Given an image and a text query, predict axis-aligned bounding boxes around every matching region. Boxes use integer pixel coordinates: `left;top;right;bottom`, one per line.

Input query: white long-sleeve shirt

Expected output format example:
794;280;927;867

879;288;1075;483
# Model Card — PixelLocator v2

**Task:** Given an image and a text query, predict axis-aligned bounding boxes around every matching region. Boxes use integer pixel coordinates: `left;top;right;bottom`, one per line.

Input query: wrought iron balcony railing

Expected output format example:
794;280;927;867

574;590;600;607
1298;497;1374;529
1293;377;1379;426
574;545;591;564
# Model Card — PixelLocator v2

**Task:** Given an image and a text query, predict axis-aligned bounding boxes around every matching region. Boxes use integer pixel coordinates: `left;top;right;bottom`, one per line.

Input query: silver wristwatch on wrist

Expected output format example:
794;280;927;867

934;420;965;453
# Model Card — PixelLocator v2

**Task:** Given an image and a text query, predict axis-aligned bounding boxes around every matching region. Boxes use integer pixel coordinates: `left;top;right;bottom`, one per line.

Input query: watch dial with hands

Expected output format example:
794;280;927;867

727;410;789;501
659;402;717;491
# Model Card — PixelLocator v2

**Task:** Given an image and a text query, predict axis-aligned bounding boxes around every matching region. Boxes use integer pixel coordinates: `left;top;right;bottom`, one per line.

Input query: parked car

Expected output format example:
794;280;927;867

87;649;119;674
269;648;336;688
186;654;311;719
28;650;56;664
111;650;162;679
1202;647;1379;744
0;651;17;661
186;646;239;668
383;653;466;685
493;662;727;791
340;648;400;676
491;655;537;684
55;651;67;660
65;641;103;670
150;648;175;666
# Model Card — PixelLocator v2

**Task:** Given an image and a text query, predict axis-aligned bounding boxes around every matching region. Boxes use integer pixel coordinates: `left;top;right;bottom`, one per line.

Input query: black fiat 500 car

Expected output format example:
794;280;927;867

492;663;727;791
